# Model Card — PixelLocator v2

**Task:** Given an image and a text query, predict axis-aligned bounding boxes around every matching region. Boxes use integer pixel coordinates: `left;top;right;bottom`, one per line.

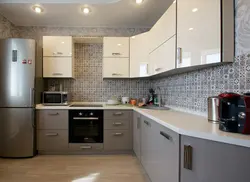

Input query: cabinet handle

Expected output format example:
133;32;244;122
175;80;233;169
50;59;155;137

73;117;99;120
177;47;183;64
144;120;151;127
137;117;140;129
155;68;162;72
113;133;123;136
53;73;63;76
45;133;58;136
184;145;193;170
160;131;172;141
113;122;123;126
57;52;63;55
112;53;121;56
113;112;123;116
80;146;92;149
48;112;59;116
112;73;122;76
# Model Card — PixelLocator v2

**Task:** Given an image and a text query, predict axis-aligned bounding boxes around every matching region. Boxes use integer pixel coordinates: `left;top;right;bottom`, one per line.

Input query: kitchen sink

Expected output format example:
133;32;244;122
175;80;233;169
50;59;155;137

140;106;170;111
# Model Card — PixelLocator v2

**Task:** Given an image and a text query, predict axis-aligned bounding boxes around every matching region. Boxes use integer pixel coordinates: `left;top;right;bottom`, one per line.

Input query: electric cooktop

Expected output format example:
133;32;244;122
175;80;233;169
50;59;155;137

69;104;103;107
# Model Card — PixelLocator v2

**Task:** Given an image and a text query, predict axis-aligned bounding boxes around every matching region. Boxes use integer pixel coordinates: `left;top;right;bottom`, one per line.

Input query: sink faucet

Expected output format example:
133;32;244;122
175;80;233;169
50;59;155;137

156;86;162;107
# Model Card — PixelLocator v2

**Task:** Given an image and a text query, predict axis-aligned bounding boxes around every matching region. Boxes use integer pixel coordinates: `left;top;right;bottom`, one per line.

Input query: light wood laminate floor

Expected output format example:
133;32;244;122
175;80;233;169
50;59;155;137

0;155;148;182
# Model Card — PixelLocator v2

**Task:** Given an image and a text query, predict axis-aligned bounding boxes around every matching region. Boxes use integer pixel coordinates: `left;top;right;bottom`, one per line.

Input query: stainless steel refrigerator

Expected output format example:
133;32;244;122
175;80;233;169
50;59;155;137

0;38;36;158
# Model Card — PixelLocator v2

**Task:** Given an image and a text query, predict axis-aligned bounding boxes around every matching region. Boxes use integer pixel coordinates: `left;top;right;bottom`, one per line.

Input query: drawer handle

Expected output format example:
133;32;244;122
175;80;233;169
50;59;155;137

80;146;92;149
48;113;59;116
177;47;183;64
113;122;123;126
113;112;123;116
112;73;122;76
160;131;172;141
45;133;58;136
113;133;123;136
155;68;162;72
144;120;151;127
52;73;63;76
112;53;121;56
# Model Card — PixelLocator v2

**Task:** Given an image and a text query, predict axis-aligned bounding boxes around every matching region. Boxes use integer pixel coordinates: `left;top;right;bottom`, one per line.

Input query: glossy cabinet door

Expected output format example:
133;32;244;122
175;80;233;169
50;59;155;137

130;32;150;78
149;35;176;75
177;0;221;68
149;2;176;52
43;36;72;57
180;136;250;182
103;37;130;58
133;111;141;160
103;57;129;78
43;57;73;78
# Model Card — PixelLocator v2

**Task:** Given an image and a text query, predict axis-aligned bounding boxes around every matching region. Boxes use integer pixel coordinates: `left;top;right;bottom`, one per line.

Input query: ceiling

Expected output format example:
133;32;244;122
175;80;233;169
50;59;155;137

0;0;173;28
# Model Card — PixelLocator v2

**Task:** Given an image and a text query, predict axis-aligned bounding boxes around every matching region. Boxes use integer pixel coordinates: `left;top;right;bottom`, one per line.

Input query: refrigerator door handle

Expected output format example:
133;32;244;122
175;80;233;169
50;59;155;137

30;88;35;107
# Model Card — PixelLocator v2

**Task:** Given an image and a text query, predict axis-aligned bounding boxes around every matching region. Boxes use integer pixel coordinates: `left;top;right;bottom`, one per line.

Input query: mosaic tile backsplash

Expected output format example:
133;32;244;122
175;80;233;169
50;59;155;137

47;43;151;102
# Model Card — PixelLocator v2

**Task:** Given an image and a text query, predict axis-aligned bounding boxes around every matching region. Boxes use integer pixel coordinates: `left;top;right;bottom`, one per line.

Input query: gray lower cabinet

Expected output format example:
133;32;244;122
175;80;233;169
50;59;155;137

180;135;250;182
141;115;179;182
133;111;141;160
104;110;133;152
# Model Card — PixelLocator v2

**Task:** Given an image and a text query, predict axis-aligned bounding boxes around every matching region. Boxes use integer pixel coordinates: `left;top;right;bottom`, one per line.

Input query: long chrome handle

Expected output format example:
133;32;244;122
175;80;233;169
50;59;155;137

46;133;58;136
113;122;123;126
48;112;59;116
73;117;99;120
160;131;172;141
113;133;123;136
53;73;63;76
30;88;35;107
113;112;123;116
80;146;92;149
112;53;121;56
177;47;183;64
184;145;193;170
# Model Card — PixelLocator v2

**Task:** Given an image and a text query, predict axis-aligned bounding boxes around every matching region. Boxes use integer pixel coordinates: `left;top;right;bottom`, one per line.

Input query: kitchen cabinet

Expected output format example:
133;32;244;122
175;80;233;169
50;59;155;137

43;57;73;78
43;36;72;57
180;135;250;182
133;111;141;160
103;57;129;78
141;115;179;182
104;110;132;152
103;37;129;58
149;2;176;53
149;35;176;75
130;32;150;78
177;0;221;68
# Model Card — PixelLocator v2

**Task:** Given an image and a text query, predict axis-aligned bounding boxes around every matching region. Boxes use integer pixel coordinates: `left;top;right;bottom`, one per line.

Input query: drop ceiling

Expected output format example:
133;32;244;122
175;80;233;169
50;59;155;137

0;0;173;28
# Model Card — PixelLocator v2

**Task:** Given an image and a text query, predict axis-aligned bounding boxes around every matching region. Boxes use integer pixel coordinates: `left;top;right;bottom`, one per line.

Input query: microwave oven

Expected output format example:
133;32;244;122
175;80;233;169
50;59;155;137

42;91;69;106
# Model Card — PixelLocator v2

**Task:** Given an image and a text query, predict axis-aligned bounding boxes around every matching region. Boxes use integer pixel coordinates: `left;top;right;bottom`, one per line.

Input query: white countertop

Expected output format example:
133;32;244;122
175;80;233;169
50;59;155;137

36;103;250;148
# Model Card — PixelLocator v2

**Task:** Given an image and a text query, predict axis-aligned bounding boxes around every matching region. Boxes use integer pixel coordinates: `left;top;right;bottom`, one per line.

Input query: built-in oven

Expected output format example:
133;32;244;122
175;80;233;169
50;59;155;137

69;110;103;143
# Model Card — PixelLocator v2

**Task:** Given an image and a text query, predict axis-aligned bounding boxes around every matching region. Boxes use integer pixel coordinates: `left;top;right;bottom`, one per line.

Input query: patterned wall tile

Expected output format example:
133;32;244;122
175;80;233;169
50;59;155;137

47;43;151;102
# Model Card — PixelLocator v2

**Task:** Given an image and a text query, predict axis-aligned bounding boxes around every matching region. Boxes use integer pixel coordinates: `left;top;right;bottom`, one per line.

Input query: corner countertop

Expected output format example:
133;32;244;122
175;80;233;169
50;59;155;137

36;103;250;148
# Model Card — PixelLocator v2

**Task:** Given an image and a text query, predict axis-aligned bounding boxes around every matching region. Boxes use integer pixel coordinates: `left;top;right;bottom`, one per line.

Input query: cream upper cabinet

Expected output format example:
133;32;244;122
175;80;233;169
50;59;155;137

103;37;130;58
43;57;73;78
149;2;176;53
130;32;150;78
177;0;221;68
149;35;176;75
43;36;73;57
103;57;129;78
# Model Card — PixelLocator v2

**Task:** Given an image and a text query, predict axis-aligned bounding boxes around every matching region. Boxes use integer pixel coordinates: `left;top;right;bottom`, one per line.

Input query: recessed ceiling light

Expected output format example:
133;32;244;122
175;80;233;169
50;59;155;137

189;28;194;31
61;42;65;44
81;7;91;15
32;5;44;14
192;8;198;12
117;43;122;46
131;36;136;39
136;0;144;4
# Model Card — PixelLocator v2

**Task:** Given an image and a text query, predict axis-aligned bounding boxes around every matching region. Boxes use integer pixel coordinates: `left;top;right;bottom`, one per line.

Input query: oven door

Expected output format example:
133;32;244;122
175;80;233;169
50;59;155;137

69;116;103;143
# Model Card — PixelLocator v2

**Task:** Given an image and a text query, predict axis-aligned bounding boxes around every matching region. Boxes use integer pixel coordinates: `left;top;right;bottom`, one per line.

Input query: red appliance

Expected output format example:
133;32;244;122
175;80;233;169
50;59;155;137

218;92;250;135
